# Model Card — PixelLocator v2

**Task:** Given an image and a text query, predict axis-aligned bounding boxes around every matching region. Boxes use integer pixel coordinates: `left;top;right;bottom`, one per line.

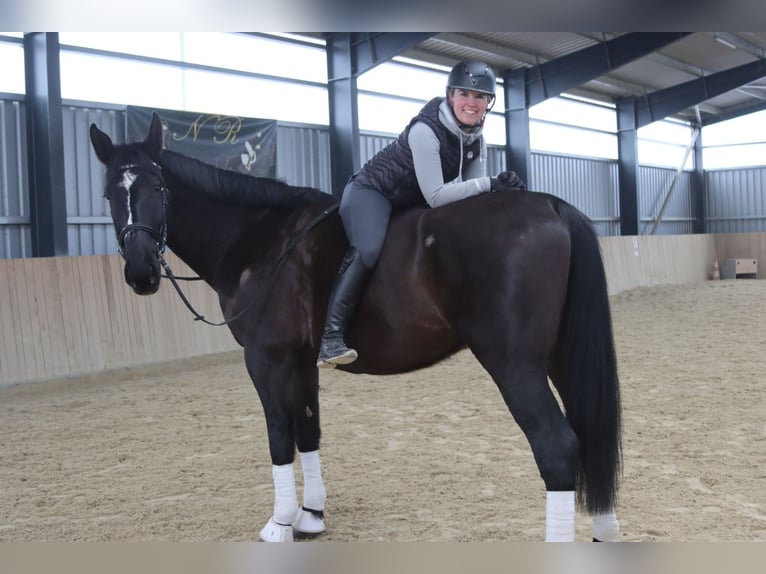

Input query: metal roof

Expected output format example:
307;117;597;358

310;32;766;126
414;32;766;125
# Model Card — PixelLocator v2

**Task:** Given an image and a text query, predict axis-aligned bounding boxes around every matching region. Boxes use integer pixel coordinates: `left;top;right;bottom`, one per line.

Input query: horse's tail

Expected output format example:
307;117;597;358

552;196;622;515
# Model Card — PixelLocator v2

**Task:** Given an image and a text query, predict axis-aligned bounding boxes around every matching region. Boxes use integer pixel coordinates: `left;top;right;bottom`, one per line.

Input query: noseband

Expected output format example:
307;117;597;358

117;222;167;258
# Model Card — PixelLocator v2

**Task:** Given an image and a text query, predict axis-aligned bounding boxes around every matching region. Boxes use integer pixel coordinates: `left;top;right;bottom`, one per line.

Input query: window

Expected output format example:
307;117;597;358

58;32;328;124
0;40;24;94
529;96;617;160
702;110;766;169
638;120;696;169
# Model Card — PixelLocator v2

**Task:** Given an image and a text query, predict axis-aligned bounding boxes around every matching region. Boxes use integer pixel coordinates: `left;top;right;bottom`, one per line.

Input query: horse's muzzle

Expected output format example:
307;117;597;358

123;256;161;295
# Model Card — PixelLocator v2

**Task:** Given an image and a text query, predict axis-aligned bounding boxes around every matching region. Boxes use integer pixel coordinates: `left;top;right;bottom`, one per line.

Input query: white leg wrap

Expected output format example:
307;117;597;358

271;463;299;525
546;491;575;542
299;450;327;511
592;510;620;542
291;450;327;536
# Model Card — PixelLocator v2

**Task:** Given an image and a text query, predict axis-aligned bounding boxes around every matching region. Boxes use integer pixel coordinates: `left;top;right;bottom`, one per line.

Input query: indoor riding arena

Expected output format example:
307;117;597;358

1;234;764;542
1;32;766;545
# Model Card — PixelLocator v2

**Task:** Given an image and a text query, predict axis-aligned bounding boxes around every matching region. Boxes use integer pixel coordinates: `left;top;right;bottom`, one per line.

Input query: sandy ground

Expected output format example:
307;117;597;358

1;280;764;542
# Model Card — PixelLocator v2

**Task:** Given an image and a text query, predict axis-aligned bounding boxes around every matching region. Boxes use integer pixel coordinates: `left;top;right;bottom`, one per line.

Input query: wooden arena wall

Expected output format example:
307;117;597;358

1;232;764;387
0;253;238;387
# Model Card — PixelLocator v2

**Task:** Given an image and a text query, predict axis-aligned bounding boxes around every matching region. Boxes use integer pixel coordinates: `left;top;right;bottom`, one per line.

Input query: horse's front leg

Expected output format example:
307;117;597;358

291;360;326;537
245;349;326;542
292;450;327;536
259;452;327;542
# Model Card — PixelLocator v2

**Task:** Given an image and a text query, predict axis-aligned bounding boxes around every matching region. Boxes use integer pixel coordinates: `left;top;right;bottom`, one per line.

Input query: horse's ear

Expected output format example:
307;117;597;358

145;112;164;162
89;123;114;165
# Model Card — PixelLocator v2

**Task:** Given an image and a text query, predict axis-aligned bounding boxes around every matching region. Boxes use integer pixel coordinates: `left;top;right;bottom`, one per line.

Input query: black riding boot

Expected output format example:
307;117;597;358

316;248;371;368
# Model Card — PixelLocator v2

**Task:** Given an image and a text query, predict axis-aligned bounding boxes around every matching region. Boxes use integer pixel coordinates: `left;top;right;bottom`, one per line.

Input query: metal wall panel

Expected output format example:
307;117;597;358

531;153;621;236
360;133;395;164
487;146;506;178
6;98;766;259
62;105;126;256
0;98;31;258
276;124;333;195
638;165;695;235
705;168;766;233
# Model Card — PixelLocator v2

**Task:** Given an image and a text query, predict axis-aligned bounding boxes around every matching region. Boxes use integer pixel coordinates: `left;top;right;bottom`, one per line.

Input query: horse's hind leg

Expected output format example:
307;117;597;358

474;350;580;541
591;509;620;541
245;349;326;541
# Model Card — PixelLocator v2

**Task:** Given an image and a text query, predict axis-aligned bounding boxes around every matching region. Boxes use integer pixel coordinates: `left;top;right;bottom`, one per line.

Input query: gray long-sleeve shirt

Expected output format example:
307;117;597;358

407;99;493;208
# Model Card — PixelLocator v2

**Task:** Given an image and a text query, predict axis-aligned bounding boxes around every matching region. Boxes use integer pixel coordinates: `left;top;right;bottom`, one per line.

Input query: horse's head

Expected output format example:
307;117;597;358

90;113;168;295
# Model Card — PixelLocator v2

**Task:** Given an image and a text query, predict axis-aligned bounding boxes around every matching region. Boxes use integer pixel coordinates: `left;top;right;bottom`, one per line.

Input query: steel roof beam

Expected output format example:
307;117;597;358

633;58;766;127
702;98;766;126
518;32;691;107
325;32;435;78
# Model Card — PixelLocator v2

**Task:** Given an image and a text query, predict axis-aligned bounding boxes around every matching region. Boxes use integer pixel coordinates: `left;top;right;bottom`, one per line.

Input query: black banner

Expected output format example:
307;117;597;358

127;106;277;178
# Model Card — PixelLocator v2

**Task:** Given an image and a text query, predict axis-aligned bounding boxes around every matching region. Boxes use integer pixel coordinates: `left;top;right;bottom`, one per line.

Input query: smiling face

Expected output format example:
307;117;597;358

447;88;491;127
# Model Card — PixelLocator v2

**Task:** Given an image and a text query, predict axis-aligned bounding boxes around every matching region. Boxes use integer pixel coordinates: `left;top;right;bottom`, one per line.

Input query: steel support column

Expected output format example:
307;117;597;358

692;126;706;233
324;33;434;199
24;32;68;256
326;33;359;199
616;97;639;236
503;68;531;186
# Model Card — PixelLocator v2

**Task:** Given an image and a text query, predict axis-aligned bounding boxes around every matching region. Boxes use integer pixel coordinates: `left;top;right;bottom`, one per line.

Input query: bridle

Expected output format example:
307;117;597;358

117;221;167;258
112;161;339;327
115;162;168;259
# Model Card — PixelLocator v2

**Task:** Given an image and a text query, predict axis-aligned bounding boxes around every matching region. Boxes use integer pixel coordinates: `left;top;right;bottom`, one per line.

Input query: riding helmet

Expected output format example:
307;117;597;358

446;60;496;97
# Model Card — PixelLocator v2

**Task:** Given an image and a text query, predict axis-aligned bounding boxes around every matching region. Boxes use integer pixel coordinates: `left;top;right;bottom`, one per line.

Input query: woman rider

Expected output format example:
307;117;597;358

317;60;525;368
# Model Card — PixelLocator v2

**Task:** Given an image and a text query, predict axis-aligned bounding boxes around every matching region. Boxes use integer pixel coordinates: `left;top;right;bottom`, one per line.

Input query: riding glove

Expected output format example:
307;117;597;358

490;170;526;192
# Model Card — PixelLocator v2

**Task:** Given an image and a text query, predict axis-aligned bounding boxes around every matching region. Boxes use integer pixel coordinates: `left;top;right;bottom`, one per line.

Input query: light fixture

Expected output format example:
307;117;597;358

715;34;737;50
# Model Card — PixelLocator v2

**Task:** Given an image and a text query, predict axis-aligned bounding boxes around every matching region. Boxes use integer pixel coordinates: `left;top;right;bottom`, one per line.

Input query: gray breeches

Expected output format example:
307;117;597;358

339;178;393;268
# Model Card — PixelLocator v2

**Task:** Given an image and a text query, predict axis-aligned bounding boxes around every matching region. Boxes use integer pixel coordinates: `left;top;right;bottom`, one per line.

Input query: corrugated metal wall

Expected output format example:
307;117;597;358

276;123;333;193
3;97;766;259
0;97;30;258
531;153;621;236
706;168;766;233
638;166;695;236
63;106;127;257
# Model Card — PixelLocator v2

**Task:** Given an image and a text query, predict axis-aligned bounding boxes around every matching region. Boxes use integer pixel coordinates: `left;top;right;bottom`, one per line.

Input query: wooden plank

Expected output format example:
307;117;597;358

79;255;108;371
102;255;133;365
0;259;22;384
38;256;68;379
56;255;91;375
23;258;54;379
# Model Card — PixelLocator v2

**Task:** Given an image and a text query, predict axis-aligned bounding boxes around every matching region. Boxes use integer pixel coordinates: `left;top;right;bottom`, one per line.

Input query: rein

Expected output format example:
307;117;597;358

156;203;340;327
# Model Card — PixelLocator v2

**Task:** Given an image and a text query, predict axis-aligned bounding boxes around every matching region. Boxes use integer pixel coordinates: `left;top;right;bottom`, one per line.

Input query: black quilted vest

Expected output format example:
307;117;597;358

355;97;483;208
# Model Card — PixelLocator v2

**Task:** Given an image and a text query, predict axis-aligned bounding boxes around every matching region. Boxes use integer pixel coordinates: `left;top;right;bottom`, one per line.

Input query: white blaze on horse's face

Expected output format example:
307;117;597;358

119;167;137;225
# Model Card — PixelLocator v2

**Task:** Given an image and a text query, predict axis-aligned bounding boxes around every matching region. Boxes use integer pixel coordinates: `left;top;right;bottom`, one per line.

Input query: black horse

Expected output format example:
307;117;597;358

89;112;622;542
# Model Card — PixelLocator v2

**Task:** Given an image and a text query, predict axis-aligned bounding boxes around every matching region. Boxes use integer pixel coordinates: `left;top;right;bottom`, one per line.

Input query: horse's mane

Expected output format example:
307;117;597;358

159;148;333;208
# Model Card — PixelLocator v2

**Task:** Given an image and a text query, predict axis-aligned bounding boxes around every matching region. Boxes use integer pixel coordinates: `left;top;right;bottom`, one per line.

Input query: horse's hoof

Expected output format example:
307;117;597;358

259;517;294;542
292;508;325;536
